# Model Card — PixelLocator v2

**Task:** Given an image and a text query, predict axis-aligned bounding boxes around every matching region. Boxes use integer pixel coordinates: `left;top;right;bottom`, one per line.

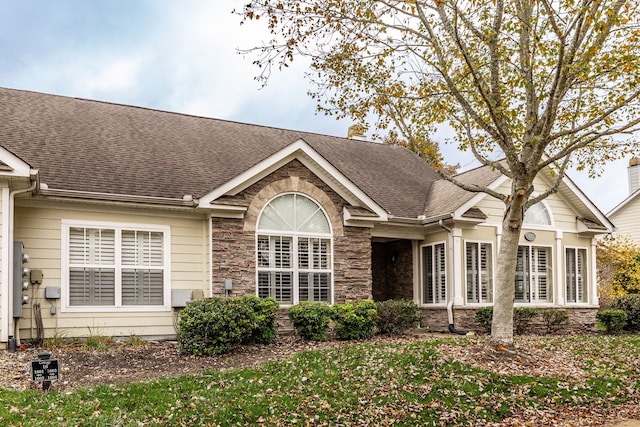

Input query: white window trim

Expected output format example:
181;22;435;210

255;193;334;306
420;241;447;306
564;245;589;305
61;219;171;313
523;198;555;230
515;244;554;304
464;240;494;306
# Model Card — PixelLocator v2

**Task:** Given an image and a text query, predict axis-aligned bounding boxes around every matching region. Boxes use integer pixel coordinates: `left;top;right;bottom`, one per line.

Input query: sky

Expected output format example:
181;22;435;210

0;0;634;214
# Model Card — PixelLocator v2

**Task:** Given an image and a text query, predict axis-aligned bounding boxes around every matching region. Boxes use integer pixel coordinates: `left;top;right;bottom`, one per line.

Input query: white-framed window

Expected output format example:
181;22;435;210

62;220;170;312
256;193;333;305
566;247;588;303
515;245;552;303
524;201;552;226
465;241;493;304
422;242;446;304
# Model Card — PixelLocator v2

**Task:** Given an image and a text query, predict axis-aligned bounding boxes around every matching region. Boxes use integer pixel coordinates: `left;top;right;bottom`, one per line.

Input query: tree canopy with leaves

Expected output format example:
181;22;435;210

238;0;640;346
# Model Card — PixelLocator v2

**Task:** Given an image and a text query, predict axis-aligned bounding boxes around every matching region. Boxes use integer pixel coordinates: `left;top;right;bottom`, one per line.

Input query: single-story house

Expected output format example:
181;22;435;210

607;157;640;244
0;87;613;345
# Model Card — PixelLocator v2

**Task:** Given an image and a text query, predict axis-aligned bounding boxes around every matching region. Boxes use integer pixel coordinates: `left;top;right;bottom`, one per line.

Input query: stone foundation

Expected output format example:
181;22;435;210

420;306;599;334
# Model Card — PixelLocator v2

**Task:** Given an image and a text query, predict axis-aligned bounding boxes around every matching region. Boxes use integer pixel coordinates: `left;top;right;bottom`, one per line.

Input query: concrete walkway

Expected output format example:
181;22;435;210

609;421;640;427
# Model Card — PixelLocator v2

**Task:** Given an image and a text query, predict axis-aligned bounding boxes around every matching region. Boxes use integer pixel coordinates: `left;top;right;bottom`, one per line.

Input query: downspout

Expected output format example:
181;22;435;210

9;177;38;346
439;219;467;336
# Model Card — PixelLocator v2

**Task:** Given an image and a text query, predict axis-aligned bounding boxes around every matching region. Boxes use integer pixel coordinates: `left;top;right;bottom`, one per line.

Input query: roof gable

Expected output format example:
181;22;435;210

198;138;389;220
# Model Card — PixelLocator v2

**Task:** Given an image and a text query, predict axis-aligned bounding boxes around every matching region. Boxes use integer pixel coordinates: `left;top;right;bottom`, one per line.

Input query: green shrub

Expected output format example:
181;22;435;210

332;300;379;340
177;296;278;356
375;299;421;335
513;307;539;335
611;294;640;331
238;295;279;344
596;309;628;334
474;307;493;334
288;302;333;341
541;309;570;334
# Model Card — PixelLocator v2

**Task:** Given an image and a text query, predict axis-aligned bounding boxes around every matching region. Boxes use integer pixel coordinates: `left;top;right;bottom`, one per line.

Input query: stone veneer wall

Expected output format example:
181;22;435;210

420;307;599;334
212;160;372;301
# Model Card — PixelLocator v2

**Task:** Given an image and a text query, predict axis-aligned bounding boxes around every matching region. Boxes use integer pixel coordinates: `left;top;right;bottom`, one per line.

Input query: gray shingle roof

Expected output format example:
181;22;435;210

0;87;446;218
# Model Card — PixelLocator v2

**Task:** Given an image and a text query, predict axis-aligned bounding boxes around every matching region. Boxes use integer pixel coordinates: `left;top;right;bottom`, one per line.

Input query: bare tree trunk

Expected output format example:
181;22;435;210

490;195;526;347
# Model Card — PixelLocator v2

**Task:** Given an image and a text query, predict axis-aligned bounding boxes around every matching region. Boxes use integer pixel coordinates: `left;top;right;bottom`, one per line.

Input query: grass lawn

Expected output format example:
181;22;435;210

1;335;639;426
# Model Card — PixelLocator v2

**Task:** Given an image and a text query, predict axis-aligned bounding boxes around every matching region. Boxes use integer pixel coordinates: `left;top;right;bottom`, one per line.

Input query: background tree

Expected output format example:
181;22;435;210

597;236;640;307
237;0;640;346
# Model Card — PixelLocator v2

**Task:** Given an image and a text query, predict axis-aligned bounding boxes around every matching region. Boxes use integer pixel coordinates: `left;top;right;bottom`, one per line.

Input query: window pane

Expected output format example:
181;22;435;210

423;243;446;304
69;228;115;265
257;236;270;267
69;267;115;306
258;205;290;231
481;243;493;302
122;269;164;305
274;237;292;269
533;247;551;301
566;248;587;303
515;246;530;302
122;230;163;267
577;249;586;302
298;238;310;269
423;246;434;304
296;196;330;233
466;243;479;303
298;272;330;302
524;202;551;225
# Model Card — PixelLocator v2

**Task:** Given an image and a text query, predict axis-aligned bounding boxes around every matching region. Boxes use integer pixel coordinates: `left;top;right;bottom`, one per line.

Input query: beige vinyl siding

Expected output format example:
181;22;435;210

474;175;580;231
463;226;498;242
610;196;640;244
13;202;209;339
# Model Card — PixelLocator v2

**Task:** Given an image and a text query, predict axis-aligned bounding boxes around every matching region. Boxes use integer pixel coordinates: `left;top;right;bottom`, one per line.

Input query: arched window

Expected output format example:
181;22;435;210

523;201;552;226
256;194;332;304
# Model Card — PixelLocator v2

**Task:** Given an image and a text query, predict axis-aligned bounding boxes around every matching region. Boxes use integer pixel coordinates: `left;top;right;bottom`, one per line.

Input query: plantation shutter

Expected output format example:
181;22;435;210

515;246;530;302
436;243;446;303
69;227;115;306
566;248;587;303
577;249;586;302
121;230;164;305
466;243;479;303
480;243;492;303
423;243;446;304
533;247;550;302
566;248;577;303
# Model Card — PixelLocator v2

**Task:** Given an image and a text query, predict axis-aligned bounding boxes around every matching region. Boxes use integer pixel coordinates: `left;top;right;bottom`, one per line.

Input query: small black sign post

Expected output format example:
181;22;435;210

31;352;59;391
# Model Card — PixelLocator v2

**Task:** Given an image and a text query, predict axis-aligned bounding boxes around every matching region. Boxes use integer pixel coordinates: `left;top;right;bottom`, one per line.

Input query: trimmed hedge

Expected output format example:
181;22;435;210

375;299;421;335
177;296;278;356
332;300;378;340
611;294;640;331
513;307;539;335
596;309;627;334
288;301;333;341
541;309;570;334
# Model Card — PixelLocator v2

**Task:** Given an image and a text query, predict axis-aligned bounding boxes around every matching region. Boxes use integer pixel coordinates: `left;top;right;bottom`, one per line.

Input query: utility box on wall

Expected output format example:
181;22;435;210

45;286;61;299
171;290;193;308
